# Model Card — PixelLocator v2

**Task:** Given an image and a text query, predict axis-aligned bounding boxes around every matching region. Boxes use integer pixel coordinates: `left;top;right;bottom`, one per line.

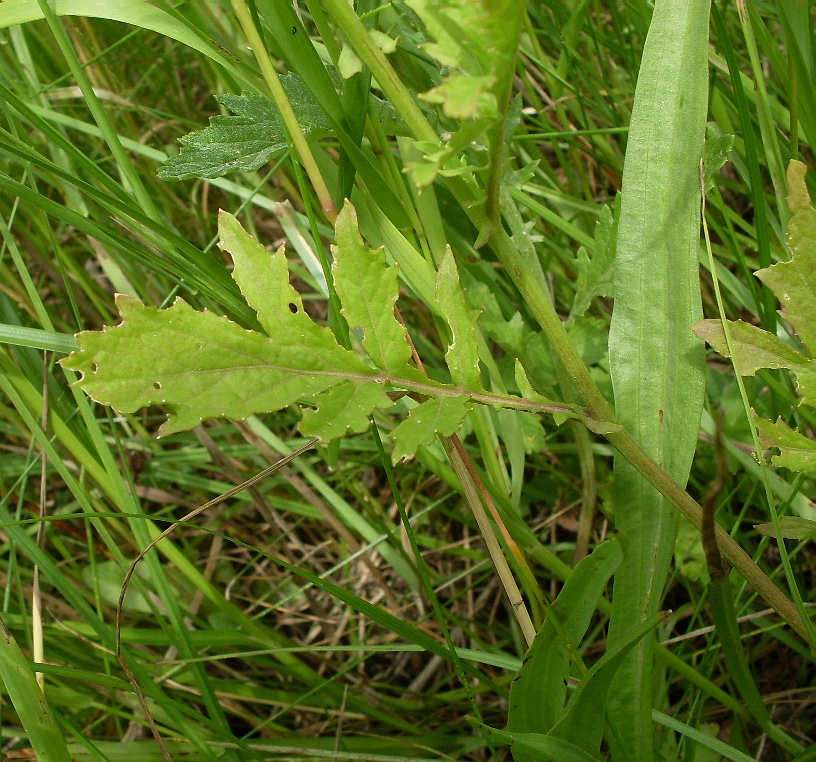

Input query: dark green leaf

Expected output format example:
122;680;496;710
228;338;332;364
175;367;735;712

159;82;329;181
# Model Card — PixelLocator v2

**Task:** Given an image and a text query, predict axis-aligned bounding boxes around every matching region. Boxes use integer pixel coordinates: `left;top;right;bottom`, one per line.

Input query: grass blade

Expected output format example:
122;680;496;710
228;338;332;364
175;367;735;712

0;618;71;762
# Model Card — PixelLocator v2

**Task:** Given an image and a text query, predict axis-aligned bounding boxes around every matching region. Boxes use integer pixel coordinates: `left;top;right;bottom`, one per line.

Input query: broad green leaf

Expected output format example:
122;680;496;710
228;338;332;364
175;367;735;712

158;86;329;181
754;415;816;473
436;247;481;389
508;537;622;761
390;396;473;464
754;516;816;541
605;0;710;758
570;204;616;321
332;203;413;375
756;161;816;355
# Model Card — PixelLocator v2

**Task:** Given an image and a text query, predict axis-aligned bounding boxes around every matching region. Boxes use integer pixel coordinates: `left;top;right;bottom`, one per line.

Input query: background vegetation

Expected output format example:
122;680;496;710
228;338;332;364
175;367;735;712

0;0;813;760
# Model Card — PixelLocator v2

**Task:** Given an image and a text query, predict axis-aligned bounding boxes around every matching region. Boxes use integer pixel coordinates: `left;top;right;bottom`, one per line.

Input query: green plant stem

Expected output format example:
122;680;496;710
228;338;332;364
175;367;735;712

701;175;816;644
321;0;438;144
232;0;335;219
323;0;812;646
485;227;811;644
444;438;537;648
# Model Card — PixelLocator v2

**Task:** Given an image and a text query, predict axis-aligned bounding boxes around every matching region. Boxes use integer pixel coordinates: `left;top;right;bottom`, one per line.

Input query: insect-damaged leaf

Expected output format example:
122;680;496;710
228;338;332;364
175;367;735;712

59;291;377;437
691;319;816;406
754;414;816;474
60;211;391;438
60;206;475;460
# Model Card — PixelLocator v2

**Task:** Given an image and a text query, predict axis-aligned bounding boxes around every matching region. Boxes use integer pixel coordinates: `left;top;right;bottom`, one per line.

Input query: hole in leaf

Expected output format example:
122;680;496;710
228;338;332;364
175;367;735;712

196;343;204;350
288;302;298;314
90;362;99;373
153;381;162;390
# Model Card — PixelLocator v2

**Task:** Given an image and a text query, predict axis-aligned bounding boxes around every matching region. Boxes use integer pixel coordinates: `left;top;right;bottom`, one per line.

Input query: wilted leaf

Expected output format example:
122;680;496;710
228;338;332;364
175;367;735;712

692;319;811;375
694;166;816;473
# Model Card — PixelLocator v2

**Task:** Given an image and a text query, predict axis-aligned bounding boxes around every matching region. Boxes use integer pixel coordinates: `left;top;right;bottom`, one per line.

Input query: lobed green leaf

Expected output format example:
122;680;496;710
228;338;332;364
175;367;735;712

390;396;473;465
60;293;372;437
754;415;816;473
756;160;816;355
158;84;330;180
436;247;482;389
332;203;414;375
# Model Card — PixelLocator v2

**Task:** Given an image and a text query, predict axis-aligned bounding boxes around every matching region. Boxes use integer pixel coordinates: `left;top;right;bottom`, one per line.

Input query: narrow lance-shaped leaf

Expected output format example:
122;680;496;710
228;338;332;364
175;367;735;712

508;537;623;762
605;0;710;757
